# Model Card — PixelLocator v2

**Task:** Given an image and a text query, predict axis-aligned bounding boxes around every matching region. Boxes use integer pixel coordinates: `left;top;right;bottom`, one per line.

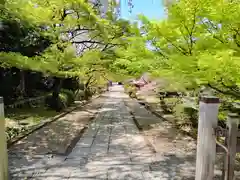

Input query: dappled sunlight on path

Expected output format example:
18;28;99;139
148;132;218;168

9;85;199;180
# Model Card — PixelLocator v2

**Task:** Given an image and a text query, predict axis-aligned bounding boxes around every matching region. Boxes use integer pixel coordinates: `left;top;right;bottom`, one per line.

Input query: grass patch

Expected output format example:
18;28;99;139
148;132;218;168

5;106;59;140
6;106;58;125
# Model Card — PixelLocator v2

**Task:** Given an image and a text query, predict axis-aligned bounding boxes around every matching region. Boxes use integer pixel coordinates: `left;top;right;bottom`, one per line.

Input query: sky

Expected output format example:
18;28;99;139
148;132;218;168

120;0;165;21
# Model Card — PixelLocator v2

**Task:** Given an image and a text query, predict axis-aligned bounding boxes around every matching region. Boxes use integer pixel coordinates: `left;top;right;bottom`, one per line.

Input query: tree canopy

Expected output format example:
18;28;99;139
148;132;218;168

2;0;240;100
116;0;240;99
1;0;132;78
0;0;135;110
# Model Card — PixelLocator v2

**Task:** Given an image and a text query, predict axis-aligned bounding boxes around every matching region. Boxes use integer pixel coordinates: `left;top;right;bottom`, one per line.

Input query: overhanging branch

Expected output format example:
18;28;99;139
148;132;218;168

72;40;123;47
207;83;240;98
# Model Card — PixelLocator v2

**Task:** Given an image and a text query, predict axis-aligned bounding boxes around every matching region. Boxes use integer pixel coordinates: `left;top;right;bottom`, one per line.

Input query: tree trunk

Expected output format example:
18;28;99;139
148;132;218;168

84;76;93;100
84;84;90;100
19;70;26;97
51;77;62;111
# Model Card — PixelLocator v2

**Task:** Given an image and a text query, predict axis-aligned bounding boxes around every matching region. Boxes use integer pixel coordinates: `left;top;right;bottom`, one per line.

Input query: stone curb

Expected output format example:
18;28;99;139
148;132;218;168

123;97;157;154
135;97;169;122
125;93;193;152
134;95;197;139
7;94;102;148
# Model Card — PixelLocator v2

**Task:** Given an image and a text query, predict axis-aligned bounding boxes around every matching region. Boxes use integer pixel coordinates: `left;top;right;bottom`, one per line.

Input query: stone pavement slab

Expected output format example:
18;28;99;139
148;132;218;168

8;96;105;179
9;85;198;180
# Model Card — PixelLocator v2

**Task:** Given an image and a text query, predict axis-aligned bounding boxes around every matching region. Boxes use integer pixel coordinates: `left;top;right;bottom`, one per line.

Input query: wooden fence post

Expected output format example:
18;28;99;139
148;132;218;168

195;96;220;180
0;97;8;180
223;112;239;180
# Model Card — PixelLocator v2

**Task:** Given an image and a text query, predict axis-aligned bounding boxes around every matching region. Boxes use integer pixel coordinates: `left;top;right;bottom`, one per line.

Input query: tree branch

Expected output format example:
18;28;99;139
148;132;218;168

219;79;240;94
72;40;123;47
183;6;197;55
201;19;226;44
207;83;240;98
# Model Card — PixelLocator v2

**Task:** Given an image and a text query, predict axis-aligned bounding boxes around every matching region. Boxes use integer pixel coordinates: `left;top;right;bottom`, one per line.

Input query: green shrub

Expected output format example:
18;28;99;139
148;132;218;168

173;103;198;128
6;126;27;140
84;89;93;100
98;86;105;93
124;84;137;98
161;97;181;113
60;89;75;105
59;93;68;107
45;94;66;110
217;102;230;127
75;86;104;101
75;90;85;101
90;87;96;95
45;89;75;110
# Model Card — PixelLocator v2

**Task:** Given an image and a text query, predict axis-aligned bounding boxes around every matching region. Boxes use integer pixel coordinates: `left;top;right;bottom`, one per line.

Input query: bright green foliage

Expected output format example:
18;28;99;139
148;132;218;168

119;0;240;99
2;0;132;86
5;0;240;100
112;33;161;77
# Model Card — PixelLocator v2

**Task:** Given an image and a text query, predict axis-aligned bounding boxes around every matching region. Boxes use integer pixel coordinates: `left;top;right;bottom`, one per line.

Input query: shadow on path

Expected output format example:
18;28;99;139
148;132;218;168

9;86;222;179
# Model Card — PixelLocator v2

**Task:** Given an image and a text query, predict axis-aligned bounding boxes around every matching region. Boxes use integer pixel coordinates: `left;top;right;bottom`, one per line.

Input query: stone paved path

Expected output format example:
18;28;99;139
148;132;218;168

9;85;182;180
